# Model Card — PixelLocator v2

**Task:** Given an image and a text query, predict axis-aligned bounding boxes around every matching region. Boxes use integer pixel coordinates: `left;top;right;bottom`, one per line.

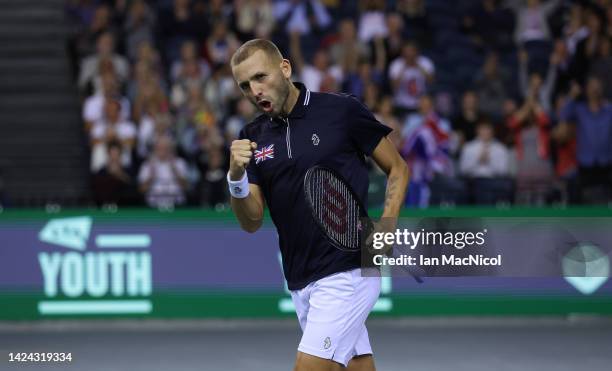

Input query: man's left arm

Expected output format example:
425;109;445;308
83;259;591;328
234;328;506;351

371;137;410;218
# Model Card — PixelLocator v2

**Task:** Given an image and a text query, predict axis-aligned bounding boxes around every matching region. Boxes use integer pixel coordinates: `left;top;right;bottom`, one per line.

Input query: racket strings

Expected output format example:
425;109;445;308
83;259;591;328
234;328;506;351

309;169;361;250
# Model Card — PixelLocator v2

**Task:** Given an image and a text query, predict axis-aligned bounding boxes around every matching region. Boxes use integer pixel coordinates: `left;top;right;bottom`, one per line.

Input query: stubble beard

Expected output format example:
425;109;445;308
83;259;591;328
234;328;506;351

274;79;291;118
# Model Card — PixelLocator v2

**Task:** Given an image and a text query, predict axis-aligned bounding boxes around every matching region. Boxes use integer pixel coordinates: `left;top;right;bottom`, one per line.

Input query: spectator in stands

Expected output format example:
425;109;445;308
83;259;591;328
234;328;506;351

400;95;452;207
559;77;612;203
132;71;168;123
138;106;173;159
509;0;561;45
374;95;402;150
225;97;257;143
159;0;196;42
205;20;240;67
460;118;513;205
330;19;371;74
562;2;589;57
82;72;130;134
203;64;239;119
518;48;557;113
65;0;97;27
139;135;190;208
460;119;511;178
92;140;137;206
549;38;573;101
551;95;578;203
135;41;163;74
378;12;405;72
170;57;209;109
75;4;116;59
198;146;227;208
290;32;343;92
395;0;431;48
123;0;156;62
78;32;129;94
589;36;612;100
203;0;234;26
65;0;612;209
507;91;554;205
474;52;510;121
571;8;605;84
158;0;198;58
357;0;388;43
388;40;435;117
176;84;218;159
234;0;275;40
362;81;381;111
274;0;332;36
342;54;385;102
462;0;514;51
90;98;137;173
170;40;211;84
452;90;483;149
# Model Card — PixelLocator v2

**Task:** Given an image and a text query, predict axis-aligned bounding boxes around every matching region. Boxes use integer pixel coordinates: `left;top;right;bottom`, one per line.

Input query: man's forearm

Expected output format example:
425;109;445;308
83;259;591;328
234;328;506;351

382;162;409;218
231;192;263;233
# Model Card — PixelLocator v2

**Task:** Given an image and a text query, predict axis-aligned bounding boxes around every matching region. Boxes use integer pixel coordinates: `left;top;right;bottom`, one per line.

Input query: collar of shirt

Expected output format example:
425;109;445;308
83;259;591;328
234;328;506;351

269;82;311;127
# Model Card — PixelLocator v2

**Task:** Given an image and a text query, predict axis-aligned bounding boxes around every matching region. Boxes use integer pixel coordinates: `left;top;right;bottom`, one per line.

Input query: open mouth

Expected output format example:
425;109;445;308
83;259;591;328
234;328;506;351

258;100;273;112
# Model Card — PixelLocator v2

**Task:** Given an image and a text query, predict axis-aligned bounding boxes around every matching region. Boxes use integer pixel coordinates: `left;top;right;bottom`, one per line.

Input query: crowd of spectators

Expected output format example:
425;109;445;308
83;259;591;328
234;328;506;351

65;0;612;209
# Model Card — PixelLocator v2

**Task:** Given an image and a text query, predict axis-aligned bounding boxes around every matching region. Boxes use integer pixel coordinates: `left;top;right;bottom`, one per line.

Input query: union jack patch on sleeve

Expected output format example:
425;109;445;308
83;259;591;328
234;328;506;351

254;144;274;164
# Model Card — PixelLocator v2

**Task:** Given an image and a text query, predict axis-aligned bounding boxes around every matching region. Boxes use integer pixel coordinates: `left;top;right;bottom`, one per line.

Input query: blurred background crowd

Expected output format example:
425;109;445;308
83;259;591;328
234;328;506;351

64;0;612;209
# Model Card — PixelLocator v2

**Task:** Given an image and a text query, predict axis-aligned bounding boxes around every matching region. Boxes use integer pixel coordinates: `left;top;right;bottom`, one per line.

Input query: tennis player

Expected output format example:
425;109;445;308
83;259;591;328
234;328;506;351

228;39;409;371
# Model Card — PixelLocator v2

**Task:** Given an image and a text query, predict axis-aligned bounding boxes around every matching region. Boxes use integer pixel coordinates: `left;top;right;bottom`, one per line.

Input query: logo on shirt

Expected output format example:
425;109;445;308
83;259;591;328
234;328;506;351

254;144;275;164
312;134;320;146
323;336;331;350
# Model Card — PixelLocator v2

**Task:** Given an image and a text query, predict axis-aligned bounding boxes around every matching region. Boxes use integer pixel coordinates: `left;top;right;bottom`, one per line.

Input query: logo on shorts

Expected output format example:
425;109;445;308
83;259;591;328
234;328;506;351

312;134;320;146
323;336;331;350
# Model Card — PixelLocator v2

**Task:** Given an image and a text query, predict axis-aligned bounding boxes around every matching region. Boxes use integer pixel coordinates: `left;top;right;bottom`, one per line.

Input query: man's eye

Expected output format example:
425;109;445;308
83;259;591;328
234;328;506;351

255;74;266;80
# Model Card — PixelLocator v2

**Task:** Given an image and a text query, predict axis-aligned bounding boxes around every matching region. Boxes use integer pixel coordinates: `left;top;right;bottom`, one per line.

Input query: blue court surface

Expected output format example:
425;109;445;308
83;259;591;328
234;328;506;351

2;318;611;371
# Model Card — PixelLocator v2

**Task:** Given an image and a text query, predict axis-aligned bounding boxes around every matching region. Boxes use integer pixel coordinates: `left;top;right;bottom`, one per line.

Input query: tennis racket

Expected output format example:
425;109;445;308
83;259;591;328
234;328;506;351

304;165;424;283
304;165;372;252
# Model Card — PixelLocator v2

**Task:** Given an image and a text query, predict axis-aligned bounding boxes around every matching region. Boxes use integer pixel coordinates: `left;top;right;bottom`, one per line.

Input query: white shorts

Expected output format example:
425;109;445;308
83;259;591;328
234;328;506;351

290;268;381;367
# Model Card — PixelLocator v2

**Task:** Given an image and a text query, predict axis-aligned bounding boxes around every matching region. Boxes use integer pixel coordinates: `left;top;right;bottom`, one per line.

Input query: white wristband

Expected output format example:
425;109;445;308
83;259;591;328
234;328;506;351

227;171;250;199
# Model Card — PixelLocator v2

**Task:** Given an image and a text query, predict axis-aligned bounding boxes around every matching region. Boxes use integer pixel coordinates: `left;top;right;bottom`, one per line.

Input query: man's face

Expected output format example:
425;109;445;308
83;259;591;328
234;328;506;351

402;45;417;63
232;50;292;117
463;92;478;111
586;78;603;100
97;34;114;56
419;96;433;114
154;137;172;160
104;101;120;122
477;124;493;141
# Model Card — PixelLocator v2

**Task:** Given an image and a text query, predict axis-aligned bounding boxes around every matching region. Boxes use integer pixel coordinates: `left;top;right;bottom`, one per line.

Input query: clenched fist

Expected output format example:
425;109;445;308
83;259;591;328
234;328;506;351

229;139;257;180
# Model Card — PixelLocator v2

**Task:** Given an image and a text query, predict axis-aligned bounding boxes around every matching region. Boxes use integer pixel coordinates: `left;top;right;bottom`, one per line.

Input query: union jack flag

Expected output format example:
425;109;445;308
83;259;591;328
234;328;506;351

254;144;274;164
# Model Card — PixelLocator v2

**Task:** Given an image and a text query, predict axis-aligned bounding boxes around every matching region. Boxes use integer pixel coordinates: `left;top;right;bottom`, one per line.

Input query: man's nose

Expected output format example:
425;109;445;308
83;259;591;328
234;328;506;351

251;81;264;96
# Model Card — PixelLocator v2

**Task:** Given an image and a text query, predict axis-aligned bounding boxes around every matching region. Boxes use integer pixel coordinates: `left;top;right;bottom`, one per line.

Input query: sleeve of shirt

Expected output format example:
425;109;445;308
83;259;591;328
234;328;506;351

388;59;402;80
345;96;393;156
238;127;261;186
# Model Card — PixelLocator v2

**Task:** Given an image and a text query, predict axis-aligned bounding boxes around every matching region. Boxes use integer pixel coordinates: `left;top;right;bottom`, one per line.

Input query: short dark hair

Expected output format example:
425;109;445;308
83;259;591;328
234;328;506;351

230;39;283;67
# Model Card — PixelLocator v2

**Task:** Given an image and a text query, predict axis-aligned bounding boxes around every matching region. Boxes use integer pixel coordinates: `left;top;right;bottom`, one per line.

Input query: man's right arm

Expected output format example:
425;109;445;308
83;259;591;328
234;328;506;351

229;139;265;233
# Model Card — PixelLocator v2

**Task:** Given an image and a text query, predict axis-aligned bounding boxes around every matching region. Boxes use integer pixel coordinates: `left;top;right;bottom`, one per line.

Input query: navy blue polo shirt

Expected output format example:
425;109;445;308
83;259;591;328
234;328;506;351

239;82;392;290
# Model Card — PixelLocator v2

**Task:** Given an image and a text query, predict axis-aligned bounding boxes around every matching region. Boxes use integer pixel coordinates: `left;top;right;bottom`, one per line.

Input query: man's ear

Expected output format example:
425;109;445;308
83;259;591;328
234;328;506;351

280;59;292;79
